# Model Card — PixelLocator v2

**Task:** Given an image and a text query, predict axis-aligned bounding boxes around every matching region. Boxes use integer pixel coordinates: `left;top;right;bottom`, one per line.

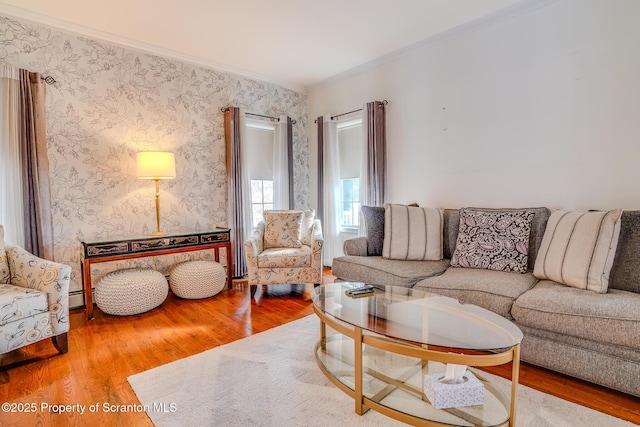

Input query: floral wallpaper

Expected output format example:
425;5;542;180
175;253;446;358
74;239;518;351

0;14;310;307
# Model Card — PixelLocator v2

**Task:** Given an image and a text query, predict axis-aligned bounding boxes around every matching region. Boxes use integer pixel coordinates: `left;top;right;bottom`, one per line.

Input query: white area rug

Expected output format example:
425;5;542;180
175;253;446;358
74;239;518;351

128;315;634;427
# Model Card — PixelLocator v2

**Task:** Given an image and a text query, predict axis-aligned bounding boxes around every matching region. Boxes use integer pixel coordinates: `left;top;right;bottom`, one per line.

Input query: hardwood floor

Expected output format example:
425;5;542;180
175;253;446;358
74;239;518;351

0;271;638;426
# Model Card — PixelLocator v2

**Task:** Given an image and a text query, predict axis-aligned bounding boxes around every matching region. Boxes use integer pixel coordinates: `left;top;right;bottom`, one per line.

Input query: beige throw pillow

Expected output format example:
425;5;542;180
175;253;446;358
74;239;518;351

382;204;443;261
263;211;304;249
533;209;622;293
0;225;10;284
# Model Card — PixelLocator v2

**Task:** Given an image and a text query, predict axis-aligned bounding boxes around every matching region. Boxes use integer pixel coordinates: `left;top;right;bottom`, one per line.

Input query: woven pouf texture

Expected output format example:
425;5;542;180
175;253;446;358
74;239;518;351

95;268;168;316
170;260;227;299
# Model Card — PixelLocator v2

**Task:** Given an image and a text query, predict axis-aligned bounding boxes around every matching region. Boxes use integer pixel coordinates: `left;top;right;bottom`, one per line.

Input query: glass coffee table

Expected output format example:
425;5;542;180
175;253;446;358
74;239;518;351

311;282;523;427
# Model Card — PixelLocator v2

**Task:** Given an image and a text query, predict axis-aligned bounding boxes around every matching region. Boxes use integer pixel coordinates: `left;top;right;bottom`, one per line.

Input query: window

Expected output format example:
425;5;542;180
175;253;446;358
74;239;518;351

340;177;360;227
250;179;273;228
246;118;275;228
337;117;362;228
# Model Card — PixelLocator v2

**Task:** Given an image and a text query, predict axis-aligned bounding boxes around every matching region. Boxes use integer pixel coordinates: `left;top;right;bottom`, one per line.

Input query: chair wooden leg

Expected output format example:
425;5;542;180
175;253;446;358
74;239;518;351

250;285;257;298
52;333;68;354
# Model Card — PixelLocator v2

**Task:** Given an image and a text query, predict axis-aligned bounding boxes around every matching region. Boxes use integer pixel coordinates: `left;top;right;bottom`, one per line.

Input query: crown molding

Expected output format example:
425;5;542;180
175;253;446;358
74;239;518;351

307;0;558;92
0;3;305;93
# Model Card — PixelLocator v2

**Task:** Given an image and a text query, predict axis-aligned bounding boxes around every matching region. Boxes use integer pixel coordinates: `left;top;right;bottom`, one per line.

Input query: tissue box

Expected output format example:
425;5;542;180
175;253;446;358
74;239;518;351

423;370;485;409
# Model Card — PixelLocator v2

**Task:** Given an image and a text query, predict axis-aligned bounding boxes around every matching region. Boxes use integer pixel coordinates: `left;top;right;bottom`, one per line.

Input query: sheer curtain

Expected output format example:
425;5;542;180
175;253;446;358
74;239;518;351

224;107;252;278
273;115;293;209
0;65;54;258
317;114;341;267
0;65;24;246
358;101;387;235
20;69;54;260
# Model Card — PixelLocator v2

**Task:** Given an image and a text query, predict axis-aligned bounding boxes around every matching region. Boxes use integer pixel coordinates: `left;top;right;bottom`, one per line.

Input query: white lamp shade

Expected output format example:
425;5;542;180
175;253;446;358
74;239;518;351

136;152;176;179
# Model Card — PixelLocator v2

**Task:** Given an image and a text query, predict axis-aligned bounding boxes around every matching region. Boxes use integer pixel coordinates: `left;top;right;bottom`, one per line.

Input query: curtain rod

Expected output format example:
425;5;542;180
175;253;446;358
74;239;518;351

220;107;297;124
332;99;388;120
314;100;388;123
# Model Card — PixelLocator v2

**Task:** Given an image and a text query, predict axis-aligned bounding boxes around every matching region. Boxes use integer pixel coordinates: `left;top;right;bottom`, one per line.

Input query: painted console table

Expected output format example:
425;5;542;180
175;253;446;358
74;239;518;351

81;229;232;320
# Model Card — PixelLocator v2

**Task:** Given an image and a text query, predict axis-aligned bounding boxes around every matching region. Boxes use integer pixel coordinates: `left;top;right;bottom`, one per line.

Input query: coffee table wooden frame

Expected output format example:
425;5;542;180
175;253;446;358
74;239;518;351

313;304;521;427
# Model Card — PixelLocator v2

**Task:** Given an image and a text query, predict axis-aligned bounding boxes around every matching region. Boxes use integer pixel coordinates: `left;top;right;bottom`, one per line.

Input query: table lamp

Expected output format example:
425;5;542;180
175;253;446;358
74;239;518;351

136;151;176;236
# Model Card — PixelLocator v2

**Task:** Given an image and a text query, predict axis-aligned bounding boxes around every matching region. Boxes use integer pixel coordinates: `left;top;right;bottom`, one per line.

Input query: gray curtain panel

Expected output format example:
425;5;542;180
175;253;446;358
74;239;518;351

286;116;294;208
224;107;247;278
316;115;324;224
20;70;54;260
364;101;386;207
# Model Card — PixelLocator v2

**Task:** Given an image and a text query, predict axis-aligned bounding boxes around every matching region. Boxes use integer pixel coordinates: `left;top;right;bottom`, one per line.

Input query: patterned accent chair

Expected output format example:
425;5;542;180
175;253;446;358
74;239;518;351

0;225;71;358
244;210;323;296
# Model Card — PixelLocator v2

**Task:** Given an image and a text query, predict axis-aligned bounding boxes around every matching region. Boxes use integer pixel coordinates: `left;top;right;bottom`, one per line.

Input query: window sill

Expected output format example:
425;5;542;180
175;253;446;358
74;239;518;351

340;226;359;234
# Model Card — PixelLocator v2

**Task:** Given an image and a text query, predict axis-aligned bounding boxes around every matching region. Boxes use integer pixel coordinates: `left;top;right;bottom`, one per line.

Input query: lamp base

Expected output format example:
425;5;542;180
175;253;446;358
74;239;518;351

150;231;168;236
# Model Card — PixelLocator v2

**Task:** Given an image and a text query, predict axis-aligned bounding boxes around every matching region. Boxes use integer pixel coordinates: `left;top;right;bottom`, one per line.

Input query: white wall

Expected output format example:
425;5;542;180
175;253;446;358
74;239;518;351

308;0;640;212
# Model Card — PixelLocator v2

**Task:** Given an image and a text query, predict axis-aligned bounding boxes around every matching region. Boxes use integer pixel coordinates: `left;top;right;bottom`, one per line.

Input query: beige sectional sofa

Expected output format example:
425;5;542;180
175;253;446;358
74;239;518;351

331;206;640;398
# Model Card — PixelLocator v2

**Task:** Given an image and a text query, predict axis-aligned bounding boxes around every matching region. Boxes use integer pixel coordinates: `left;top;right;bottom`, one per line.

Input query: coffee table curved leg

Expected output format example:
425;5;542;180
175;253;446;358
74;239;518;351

511;344;521;427
354;326;364;415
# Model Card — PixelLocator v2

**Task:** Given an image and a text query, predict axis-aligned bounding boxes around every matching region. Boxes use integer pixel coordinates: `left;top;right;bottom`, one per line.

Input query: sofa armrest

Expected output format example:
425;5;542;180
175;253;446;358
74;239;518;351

244;222;265;285
343;237;369;257
311;219;323;244
6;246;71;334
244;222;265;256
310;219;324;273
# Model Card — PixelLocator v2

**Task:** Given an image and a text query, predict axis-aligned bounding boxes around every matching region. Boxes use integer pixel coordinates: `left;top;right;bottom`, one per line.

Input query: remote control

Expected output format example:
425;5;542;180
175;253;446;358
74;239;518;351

349;285;374;293
345;288;375;298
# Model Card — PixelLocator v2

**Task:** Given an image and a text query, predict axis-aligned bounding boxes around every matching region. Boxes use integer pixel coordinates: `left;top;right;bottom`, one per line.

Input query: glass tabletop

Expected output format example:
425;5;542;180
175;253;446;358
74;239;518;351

312;282;523;351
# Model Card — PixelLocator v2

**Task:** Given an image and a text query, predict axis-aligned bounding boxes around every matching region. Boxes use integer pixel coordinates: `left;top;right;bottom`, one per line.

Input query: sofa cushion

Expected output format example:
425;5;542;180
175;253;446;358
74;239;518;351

263;211;303;249
413;267;538;319
383;204;443;261
0;225;9;284
451;208;535;274
257;246;311;268
0;283;49;326
331;255;449;289
361;206;385;256
512;280;640;351
608;210;640;293
533;209;622;293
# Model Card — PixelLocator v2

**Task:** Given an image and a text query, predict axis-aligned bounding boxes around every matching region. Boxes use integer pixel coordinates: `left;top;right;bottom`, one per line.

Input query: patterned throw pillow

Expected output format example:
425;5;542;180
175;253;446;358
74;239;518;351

533;209;622;293
0;225;10;284
382;204;443;261
451;208;535;273
263;211;304;249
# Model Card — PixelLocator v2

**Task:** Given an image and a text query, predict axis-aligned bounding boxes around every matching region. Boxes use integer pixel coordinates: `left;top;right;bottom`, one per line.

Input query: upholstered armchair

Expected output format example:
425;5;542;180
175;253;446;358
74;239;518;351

0;225;71;357
244;210;323;295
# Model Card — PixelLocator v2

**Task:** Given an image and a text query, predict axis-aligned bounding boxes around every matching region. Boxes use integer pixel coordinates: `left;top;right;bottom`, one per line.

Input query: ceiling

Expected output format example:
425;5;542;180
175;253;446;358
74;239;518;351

0;0;527;91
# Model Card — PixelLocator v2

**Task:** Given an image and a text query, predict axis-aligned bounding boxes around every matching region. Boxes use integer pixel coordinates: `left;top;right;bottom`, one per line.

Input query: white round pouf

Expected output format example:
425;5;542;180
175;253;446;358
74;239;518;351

95;268;168;316
170;260;227;299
